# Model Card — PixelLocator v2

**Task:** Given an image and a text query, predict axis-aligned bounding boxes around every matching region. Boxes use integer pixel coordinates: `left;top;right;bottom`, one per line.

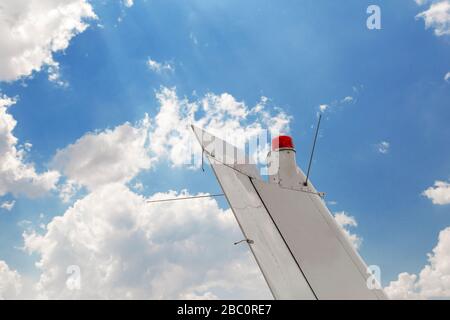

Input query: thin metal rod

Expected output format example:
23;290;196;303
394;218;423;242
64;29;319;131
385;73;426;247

234;239;254;245
201;133;205;172
146;193;225;204
201;149;205;172
304;113;322;186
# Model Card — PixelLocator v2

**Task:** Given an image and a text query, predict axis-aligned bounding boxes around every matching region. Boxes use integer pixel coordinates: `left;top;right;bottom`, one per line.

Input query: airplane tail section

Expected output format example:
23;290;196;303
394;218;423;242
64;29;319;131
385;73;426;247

191;125;387;300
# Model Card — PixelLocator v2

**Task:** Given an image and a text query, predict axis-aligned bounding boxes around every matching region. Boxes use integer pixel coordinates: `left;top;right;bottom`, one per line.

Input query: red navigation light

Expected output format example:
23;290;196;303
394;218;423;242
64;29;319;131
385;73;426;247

272;135;295;151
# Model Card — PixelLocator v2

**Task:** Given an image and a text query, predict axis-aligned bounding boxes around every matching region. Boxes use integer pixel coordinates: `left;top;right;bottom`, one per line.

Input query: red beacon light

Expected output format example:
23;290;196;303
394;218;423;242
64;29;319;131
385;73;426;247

272;135;295;151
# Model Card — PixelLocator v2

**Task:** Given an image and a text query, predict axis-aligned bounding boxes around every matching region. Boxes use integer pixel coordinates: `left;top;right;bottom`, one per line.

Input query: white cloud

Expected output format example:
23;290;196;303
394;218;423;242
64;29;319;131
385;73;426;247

0;0;97;82
133;181;144;192
49;87;290;198
17;88;290;299
385;226;450;299
23;184;270;299
445;71;450;82
46;60;68;87
318;94;355;114
341;96;354;103
0;200;15;211
422;181;450;205
123;0;134;8
319;104;329;113
334;211;362;250
189;32;199;45
150;87;291;168
0;260;22;299
52;116;152;191
376;141;390;154
384;272;420;299
416;0;450;36
58;180;80;203
0;95;60;198
146;58;174;74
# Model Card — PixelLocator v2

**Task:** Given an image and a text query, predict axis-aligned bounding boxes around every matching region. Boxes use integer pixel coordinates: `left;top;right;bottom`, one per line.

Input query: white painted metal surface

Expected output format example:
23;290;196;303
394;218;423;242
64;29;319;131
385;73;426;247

191;125;387;300
191;125;315;299
253;178;386;299
210;159;316;299
266;142;386;299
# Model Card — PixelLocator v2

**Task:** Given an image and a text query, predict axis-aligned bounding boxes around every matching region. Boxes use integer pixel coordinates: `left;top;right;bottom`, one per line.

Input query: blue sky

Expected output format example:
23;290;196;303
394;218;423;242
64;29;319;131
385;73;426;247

0;0;449;299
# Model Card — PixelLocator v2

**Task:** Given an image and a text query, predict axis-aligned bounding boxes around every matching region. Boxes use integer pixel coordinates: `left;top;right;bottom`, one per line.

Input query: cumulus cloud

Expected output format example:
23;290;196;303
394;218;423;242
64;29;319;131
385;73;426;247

341;96;354;103
445;72;450;82
123;0;134;8
319;104;329;113
52;116;152;191
384;272;420;299
51;87;290;195
150;87;291;168
376;141;390;154
0;95;60;198
133;181;144;192
146;58;174;74
318;93;355;114
0;0;97;82
416;0;450;36
0;260;22;299
422;181;450;205
385;226;450;299
415;0;430;5
0;200;15;211
334;211;362;250
23;184;270;299
58;180;80;203
18;87;290;298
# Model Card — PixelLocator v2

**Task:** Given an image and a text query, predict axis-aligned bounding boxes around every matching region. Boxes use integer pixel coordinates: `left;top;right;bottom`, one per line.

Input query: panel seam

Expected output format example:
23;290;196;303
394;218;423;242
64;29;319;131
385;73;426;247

249;178;319;300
